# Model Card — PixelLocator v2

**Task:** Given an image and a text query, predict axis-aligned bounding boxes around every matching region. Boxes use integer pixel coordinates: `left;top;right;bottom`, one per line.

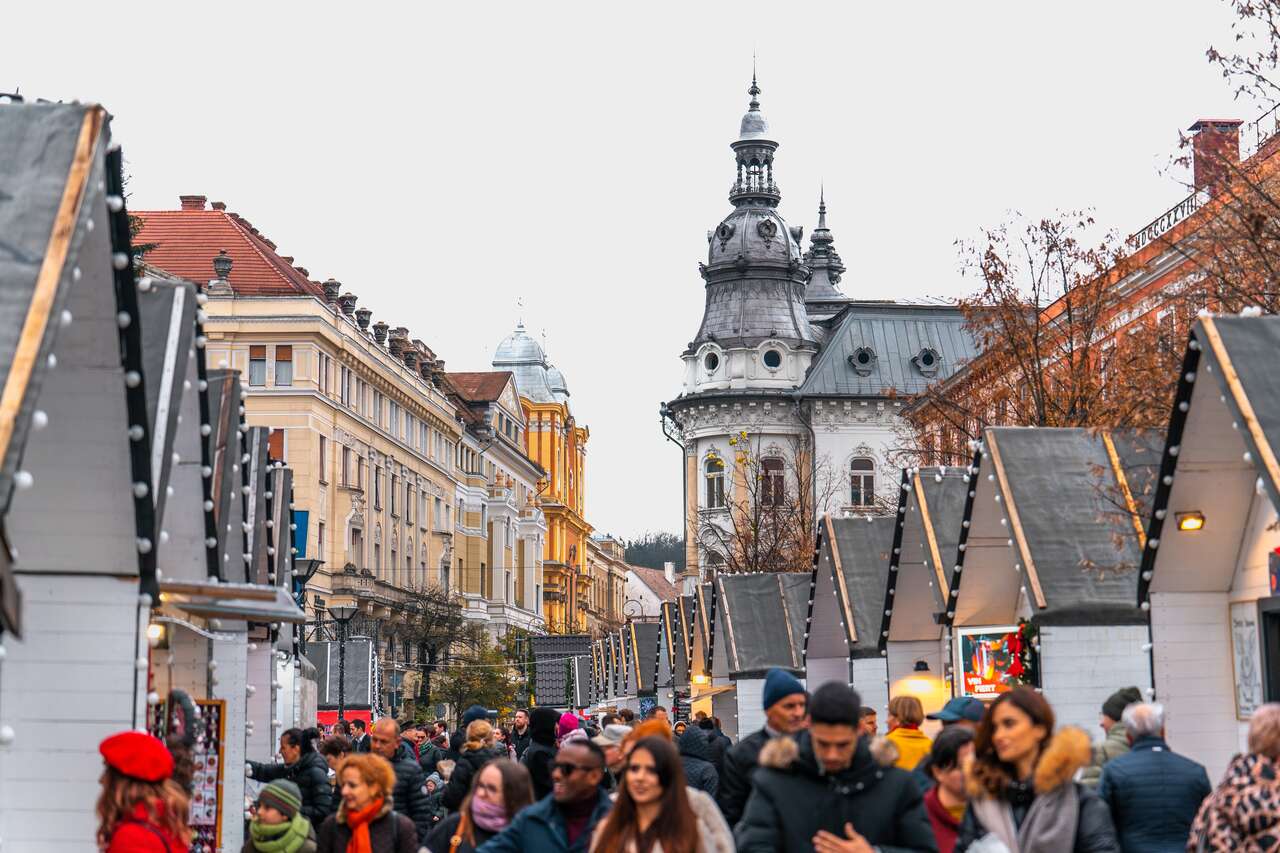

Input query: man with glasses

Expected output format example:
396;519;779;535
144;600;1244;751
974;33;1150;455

476;740;613;852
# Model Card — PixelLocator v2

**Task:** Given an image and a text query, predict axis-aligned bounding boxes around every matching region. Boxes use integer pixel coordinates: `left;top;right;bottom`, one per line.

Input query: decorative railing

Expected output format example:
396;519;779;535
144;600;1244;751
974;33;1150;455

1243;101;1280;159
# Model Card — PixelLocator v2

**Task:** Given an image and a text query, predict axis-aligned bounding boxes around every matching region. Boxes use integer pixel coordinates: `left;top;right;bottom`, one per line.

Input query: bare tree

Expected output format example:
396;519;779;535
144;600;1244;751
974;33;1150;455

398;583;485;712
694;431;843;574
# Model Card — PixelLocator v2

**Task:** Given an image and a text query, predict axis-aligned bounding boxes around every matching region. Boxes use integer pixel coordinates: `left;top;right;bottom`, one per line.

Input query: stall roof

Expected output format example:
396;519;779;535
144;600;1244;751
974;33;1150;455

825;516;897;658
170;585;306;624
1142;315;1280;600
629;620;661;692
881;467;970;648
715;573;803;678
951;427;1157;627
531;634;592;707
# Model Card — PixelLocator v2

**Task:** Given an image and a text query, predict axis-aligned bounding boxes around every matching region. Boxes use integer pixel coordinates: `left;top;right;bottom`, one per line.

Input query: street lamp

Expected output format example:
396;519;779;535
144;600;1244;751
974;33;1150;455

329;604;358;723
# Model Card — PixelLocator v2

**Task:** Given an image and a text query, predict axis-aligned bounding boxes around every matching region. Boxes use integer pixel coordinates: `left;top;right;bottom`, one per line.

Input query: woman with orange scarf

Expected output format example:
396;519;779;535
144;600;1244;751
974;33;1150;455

316;753;417;853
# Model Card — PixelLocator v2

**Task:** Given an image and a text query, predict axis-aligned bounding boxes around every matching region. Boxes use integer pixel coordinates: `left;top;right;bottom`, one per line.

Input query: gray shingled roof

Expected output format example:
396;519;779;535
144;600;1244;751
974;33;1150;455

800;303;977;397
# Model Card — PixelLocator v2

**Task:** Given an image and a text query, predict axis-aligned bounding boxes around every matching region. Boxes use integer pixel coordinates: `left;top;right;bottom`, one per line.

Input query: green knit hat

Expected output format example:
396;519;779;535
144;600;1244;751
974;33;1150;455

257;779;303;819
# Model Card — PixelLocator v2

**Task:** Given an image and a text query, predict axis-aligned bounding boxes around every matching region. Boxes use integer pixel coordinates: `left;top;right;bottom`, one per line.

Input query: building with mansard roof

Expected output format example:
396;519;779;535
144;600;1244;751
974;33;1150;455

662;77;978;577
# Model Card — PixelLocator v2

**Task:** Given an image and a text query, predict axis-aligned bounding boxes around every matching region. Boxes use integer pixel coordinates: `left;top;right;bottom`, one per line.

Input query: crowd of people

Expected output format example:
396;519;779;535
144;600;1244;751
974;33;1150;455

92;675;1280;852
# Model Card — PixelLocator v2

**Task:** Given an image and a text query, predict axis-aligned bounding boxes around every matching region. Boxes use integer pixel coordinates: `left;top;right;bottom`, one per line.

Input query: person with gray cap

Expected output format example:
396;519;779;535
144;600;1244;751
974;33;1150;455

591;723;632;792
717;667;808;828
1081;686;1143;787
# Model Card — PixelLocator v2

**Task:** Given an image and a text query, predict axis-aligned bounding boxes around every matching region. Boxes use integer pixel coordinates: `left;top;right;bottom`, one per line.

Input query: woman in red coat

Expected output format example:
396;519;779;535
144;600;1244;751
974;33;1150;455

96;730;192;852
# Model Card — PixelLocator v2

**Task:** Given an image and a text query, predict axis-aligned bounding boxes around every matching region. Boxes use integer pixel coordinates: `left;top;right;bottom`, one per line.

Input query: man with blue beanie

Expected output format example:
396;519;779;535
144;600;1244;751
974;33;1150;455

717;667;807;828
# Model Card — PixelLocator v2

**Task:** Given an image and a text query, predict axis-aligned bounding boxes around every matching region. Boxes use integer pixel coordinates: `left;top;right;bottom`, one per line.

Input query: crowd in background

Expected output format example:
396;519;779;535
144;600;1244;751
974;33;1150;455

93;674;1280;852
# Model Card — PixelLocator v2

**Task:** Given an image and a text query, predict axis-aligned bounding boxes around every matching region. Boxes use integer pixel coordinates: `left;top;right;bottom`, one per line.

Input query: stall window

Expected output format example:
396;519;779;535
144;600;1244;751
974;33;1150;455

274;345;293;386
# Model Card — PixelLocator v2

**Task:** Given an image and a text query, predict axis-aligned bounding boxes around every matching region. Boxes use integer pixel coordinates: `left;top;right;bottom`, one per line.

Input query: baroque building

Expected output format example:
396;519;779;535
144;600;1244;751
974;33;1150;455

662;79;976;576
491;323;593;632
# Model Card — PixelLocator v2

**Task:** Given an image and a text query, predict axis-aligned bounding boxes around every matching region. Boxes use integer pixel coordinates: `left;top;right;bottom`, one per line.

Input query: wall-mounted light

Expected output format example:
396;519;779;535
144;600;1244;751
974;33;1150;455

1176;511;1206;532
692;673;709;685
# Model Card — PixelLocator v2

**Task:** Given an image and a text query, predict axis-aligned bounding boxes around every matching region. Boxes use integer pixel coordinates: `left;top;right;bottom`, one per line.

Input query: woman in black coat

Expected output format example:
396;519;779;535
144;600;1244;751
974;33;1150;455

250;728;332;825
955;687;1119;853
439;721;509;812
677;727;719;797
519;707;561;801
426;759;534;853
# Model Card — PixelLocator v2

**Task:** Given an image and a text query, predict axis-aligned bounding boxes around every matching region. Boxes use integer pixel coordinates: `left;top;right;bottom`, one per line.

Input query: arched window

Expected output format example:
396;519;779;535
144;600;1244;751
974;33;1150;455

704;456;726;509
706;551;725;576
851;458;876;507
760;457;785;506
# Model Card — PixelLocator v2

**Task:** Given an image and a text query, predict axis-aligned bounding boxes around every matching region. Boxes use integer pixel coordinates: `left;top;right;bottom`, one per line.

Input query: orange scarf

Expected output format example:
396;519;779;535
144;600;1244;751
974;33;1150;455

345;798;385;853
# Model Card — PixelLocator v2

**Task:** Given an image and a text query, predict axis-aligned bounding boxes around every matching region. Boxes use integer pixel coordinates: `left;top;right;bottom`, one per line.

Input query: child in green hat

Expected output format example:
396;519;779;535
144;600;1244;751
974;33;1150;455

243;779;317;853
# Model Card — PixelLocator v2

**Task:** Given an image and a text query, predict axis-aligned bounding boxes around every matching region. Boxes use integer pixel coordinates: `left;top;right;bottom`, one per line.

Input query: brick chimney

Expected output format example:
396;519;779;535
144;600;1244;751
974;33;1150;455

1189;119;1243;196
179;194;207;211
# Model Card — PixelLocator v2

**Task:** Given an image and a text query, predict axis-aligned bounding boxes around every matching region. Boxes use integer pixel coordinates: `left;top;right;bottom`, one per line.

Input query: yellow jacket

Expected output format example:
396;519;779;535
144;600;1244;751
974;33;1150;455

885;725;932;771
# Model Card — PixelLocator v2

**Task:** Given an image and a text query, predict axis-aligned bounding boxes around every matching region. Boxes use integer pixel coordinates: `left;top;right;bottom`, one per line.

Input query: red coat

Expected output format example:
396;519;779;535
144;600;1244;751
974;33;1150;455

924;786;962;853
105;802;186;852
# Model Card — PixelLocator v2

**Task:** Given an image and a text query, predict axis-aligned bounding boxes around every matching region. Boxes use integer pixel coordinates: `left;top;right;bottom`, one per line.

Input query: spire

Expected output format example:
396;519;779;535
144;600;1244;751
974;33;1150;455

748;66;760;112
804;190;845;303
730;72;780;207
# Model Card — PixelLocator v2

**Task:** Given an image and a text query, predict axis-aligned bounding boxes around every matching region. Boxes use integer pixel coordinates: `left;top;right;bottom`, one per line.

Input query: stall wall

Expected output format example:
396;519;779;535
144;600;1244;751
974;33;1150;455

1151;592;1240;783
211;628;249;851
852;658;890;719
807;656;848;690
887;640;944;685
0;576;146;851
1040;625;1151;736
245;641;274;765
713;689;738;741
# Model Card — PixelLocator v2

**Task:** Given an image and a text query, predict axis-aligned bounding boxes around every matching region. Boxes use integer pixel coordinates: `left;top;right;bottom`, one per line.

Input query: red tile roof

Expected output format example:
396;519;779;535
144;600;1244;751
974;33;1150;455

629;565;680;603
446;372;514;403
132;199;325;298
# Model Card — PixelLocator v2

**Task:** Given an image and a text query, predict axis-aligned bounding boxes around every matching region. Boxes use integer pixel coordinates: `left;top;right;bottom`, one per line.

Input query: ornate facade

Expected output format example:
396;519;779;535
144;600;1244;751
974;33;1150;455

663;80;977;576
492;323;593;632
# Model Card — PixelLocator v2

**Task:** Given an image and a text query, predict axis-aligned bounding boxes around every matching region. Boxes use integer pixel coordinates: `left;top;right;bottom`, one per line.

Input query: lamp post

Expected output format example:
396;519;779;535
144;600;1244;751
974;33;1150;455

329;604;357;723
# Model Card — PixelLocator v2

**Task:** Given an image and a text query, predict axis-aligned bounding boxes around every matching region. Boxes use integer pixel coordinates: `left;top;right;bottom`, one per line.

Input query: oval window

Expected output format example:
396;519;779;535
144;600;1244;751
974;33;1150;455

763;349;782;369
856;350;872;365
920;350;936;367
704;352;720;372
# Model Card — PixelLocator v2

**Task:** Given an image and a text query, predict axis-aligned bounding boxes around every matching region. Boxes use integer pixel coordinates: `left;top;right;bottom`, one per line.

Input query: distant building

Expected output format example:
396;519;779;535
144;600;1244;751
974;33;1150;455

625;563;681;619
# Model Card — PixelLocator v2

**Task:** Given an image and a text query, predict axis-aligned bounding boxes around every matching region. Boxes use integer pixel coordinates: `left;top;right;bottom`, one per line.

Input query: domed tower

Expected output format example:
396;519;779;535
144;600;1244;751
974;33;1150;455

803;189;848;320
684;75;817;396
493;321;556;403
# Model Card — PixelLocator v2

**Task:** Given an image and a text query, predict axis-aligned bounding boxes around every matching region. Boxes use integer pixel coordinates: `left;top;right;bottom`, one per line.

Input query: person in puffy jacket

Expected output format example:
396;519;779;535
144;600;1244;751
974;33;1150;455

441;720;510;812
736;683;936;853
1097;702;1209;853
1189;703;1280;851
718;668;808;828
677;726;719;797
250;728;333;826
954;687;1118;853
521;707;561;801
1081;686;1142;788
369;718;435;842
96;730;192;852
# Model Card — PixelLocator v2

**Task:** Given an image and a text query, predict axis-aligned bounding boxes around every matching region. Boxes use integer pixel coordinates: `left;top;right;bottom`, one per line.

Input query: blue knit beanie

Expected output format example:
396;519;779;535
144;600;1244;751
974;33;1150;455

762;668;805;711
462;705;489;727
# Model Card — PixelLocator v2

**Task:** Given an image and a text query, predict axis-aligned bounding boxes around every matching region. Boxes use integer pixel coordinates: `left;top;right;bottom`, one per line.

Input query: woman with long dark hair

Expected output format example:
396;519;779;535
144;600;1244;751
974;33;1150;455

590;736;732;853
425;759;533;853
96;730;192;852
250;727;333;824
955;686;1118;853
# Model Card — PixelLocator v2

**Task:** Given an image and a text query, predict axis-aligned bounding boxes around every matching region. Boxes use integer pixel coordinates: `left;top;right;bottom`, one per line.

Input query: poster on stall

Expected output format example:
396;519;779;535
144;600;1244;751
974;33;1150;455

956;626;1022;699
149;693;225;853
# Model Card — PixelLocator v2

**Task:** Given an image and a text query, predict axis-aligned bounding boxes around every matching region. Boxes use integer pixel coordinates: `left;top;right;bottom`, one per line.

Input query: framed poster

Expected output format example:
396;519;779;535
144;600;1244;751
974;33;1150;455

150;694;226;853
1231;601;1264;720
955;625;1023;700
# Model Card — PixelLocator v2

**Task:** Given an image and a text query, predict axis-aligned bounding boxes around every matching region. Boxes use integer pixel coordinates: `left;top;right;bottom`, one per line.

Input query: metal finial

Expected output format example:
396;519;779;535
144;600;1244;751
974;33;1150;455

818;185;827;229
748;55;761;110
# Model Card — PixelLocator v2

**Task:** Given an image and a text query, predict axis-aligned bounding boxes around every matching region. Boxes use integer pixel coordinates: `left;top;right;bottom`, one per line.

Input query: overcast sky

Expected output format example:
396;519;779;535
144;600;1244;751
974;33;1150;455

6;1;1261;540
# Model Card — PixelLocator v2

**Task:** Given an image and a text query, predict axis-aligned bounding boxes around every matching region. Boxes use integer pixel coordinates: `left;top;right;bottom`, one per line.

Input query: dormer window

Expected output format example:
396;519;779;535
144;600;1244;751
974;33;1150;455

913;347;941;377
762;349;782;369
848;346;876;376
704;351;720;373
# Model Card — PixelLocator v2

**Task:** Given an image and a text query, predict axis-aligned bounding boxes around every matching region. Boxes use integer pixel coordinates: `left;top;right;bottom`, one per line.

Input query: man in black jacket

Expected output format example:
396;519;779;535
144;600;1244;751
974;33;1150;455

736;682;937;853
678;727;719;797
718;668;808;828
521;706;562;801
370;718;434;841
699;717;731;776
511;708;533;761
350;719;371;753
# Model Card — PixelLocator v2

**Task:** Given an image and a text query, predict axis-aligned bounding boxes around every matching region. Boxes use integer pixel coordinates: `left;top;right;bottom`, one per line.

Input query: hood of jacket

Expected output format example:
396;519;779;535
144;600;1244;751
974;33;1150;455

459;743;507;770
678;728;712;762
462;705;489;728
759;729;884;787
529;707;560;745
965;726;1092;798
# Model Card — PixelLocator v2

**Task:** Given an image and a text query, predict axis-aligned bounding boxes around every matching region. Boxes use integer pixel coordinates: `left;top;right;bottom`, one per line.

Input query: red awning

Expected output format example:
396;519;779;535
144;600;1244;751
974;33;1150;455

316;709;373;726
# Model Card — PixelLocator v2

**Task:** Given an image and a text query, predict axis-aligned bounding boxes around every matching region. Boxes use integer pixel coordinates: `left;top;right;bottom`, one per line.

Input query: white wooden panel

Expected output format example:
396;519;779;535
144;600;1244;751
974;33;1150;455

713;688;739;741
1040;625;1151;736
852;657;890;717
211;629;249;851
887;640;944;684
0;576;144;849
736;678;765;739
246;641;274;763
1152;591;1238;782
807;655;848;689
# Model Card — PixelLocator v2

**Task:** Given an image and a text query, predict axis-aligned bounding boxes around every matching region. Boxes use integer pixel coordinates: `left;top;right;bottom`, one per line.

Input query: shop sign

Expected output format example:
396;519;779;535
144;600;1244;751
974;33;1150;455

956;625;1022;699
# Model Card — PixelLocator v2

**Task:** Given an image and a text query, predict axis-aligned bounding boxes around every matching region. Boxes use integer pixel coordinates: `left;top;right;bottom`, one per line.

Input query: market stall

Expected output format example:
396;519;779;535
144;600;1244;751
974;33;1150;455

1141;315;1280;781
949;426;1154;732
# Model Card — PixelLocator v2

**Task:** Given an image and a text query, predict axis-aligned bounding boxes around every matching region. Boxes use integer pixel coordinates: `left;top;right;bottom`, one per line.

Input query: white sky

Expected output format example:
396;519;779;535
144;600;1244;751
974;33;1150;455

5;1;1261;539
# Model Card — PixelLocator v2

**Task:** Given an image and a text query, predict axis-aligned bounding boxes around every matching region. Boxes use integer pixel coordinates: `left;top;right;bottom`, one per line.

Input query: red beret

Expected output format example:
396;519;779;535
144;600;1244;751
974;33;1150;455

99;731;174;782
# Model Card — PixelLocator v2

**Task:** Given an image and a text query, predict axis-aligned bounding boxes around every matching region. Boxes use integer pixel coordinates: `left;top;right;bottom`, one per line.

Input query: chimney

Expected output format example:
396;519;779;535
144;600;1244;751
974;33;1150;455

179;194;207;211
210;200;227;211
663;561;675;585
1189;119;1243;196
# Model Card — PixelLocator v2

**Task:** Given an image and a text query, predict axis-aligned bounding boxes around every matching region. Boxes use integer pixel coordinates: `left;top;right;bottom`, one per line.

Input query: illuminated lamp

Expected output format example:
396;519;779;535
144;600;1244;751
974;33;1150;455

692;674;709;686
1176;511;1206;532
